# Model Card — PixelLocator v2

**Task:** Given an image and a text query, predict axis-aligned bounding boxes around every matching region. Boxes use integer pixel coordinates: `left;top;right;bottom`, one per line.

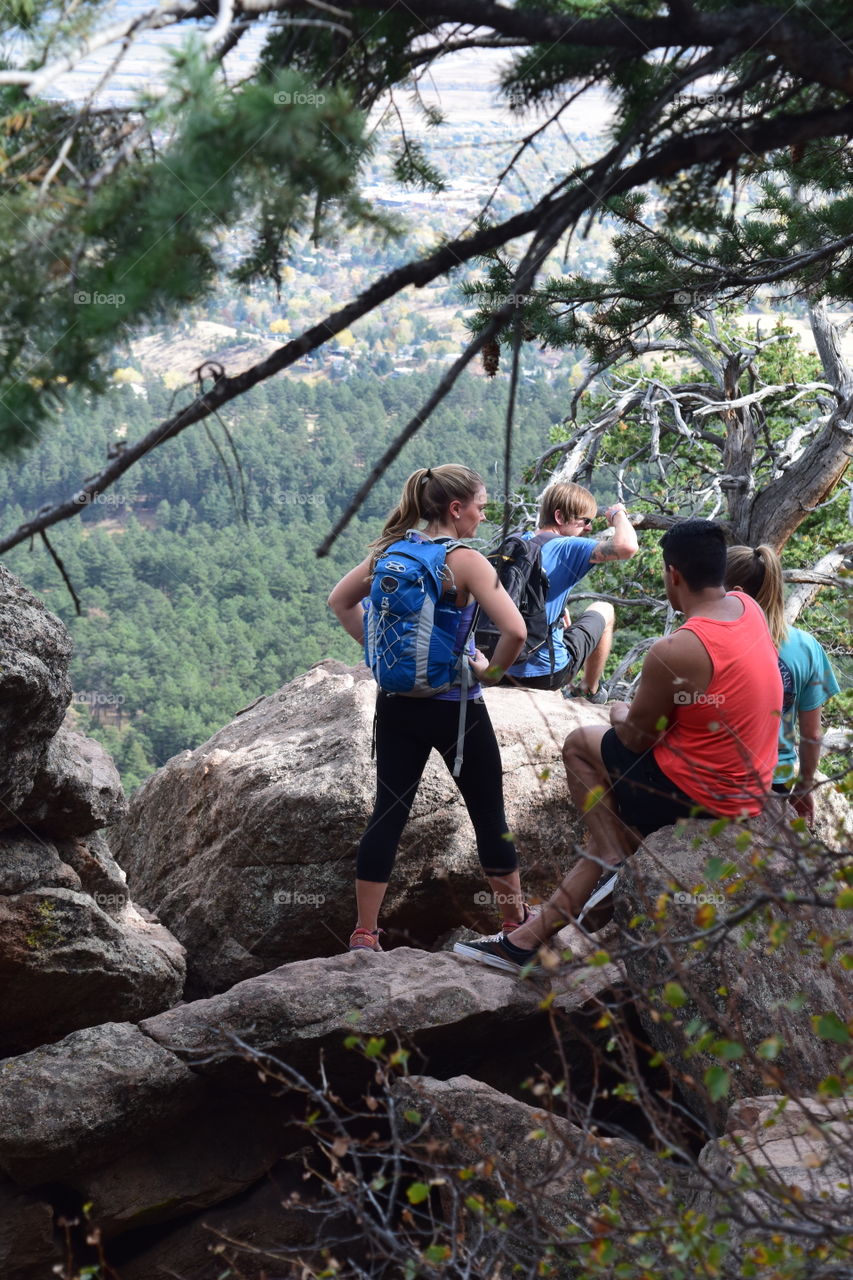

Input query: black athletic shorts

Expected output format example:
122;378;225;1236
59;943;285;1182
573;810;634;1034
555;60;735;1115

502;608;607;692
600;728;706;837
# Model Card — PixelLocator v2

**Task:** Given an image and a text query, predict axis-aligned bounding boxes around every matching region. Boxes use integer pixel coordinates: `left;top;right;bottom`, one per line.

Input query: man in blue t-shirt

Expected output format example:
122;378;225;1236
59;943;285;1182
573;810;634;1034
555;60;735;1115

504;481;639;695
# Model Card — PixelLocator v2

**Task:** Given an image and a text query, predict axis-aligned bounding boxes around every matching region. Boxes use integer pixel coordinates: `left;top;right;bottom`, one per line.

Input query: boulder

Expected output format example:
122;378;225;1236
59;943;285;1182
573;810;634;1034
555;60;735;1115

0;859;185;1055
73;1095;290;1237
614;812;853;1132
393;1074;677;1265
695;1095;853;1255
141;945;616;1088
0;565;72;824
0;1178;60;1280
53;829;132;919
113;660;605;994
15;725;126;836
0;1022;200;1186
117;1168;341;1280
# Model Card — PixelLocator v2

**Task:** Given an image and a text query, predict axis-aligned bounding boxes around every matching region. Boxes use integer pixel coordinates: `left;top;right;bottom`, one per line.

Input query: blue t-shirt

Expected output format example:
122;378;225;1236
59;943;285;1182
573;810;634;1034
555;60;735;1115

507;533;597;678
775;627;840;783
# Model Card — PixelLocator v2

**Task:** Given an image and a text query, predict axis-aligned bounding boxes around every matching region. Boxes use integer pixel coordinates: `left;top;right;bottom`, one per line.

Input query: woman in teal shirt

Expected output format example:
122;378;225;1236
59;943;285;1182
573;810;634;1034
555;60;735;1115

726;544;840;823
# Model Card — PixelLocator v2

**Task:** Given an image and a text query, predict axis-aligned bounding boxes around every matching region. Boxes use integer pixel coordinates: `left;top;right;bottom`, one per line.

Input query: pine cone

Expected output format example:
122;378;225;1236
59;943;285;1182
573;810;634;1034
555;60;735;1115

482;338;500;377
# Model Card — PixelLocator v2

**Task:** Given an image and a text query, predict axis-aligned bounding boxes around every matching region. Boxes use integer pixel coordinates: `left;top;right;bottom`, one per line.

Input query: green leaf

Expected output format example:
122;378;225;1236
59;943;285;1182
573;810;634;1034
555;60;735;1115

406;1181;430;1204
713;1039;744;1060
663;981;688;1007
704;1065;731;1101
757;1036;783;1060
364;1036;386;1058
834;889;853;909
404;1109;422;1124
423;1244;451;1264
812;1012;850;1044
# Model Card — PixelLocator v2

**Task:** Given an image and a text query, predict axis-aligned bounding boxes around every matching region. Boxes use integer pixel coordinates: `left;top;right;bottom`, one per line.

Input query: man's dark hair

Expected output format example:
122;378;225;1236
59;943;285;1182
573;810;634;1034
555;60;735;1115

660;520;727;591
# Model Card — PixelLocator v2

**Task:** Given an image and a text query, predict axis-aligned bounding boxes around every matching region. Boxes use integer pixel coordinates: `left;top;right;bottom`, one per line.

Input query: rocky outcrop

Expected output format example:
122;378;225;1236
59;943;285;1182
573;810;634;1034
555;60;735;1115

614;811;852;1131
0;832;185;1057
695;1095;853;1256
0;565;72;823
140;944;616;1087
0;945;618;1275
14;724;126;836
0;1179;61;1280
395;1073;675;1237
0;563;184;1054
117;1171;341;1280
113;661;607;994
0;1022;201;1187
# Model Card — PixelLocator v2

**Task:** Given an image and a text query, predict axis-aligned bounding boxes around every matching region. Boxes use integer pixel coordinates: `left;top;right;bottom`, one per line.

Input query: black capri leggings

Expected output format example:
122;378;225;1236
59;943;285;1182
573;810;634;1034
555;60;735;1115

356;692;519;883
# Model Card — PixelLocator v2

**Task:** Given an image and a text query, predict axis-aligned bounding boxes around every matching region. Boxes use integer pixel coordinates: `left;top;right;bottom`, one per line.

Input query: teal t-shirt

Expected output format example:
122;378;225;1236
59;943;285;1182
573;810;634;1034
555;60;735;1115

775;627;840;783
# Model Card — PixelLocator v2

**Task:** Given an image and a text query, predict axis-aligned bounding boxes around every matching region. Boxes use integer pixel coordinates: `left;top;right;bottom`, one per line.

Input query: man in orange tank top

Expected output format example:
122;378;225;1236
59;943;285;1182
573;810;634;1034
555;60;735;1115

454;519;783;975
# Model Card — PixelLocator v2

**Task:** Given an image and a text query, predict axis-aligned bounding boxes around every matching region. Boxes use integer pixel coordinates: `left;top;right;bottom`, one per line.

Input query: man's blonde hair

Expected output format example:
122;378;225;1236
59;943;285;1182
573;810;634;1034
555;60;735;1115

539;481;597;528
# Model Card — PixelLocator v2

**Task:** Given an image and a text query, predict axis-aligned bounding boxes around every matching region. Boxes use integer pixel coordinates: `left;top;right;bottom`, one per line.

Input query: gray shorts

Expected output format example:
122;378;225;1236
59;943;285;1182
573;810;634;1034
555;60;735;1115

502;608;606;691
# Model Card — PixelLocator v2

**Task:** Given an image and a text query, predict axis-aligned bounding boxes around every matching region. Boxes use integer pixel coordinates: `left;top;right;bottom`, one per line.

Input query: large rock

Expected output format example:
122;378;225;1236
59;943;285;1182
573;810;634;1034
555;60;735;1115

0;1179;60;1280
0;565;72;823
15;724;126;836
113;661;606;994
393;1074;678;1267
0;839;185;1055
74;1095;289;1237
615;812;853;1132
697;1095;853;1232
117;1169;340;1280
0;1023;200;1186
141;945;616;1087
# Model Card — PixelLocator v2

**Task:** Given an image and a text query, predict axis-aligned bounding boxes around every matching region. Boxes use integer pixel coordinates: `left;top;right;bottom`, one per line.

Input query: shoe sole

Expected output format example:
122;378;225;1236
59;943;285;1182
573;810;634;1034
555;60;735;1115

453;941;543;976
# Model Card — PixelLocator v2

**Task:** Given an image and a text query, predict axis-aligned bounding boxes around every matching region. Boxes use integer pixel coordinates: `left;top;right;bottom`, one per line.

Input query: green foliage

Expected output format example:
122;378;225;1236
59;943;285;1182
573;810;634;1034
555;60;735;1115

0;45;374;450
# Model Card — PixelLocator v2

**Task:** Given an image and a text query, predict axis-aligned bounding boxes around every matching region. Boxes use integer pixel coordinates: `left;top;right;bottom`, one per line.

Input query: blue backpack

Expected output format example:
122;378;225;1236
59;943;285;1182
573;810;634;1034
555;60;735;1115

363;532;474;775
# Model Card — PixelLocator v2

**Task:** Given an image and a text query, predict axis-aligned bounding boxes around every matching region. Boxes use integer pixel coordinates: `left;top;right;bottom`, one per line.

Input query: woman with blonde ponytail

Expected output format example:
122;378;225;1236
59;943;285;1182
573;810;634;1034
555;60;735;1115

329;465;530;953
725;544;839;822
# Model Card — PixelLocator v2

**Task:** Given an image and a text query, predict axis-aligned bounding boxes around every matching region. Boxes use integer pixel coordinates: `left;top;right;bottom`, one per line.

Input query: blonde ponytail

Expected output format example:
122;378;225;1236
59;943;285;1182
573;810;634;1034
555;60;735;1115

370;465;483;561
725;544;788;647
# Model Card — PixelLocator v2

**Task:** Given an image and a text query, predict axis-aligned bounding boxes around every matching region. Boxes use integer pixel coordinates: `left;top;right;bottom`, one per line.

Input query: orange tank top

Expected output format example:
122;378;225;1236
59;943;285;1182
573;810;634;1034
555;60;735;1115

653;592;783;817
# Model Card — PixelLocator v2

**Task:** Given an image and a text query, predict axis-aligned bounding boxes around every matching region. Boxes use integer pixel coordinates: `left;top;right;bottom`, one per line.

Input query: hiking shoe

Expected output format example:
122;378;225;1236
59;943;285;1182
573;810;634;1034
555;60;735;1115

453;934;543;976
349;927;383;952
577;867;622;925
564;685;609;704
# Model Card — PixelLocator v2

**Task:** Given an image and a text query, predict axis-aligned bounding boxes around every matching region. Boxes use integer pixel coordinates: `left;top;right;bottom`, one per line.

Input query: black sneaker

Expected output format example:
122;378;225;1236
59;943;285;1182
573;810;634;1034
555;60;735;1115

577;868;621;925
453;933;543;976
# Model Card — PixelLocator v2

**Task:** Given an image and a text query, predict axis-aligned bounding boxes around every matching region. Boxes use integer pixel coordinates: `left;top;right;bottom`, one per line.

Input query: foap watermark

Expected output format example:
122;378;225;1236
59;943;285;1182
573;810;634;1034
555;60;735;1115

673;289;713;308
671;891;725;907
673;690;725;706
475;291;531;309
72;491;133;508
94;892;128;911
74;291;126;306
275;90;326;106
473;891;519;906
74;690;126;707
274;891;326;905
673;93;727;107
272;490;324;507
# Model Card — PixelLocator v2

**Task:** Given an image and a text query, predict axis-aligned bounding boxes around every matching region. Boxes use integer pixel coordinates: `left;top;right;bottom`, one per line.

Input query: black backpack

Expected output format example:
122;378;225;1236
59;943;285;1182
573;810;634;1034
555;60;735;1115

475;531;560;672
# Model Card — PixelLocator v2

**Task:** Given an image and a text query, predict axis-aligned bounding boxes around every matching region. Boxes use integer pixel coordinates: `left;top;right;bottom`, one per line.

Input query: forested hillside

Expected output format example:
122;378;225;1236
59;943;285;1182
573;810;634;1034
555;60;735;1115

1;368;568;788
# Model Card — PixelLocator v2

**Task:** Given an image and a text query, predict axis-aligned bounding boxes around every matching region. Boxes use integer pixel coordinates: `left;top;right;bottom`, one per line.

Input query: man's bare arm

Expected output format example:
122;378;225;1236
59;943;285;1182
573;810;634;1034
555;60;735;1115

612;632;712;753
589;504;639;564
